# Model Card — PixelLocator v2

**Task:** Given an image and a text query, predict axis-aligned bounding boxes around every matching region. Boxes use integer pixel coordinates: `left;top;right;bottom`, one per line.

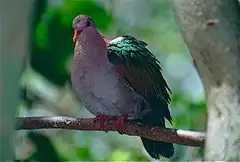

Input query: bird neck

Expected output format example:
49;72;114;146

74;27;109;66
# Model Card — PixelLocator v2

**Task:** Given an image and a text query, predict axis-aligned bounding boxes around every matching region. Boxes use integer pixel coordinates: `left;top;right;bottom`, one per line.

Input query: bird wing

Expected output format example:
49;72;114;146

107;35;172;123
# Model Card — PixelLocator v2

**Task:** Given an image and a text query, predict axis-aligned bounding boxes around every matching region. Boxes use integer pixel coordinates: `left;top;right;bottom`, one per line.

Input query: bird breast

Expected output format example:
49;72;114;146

71;56;150;118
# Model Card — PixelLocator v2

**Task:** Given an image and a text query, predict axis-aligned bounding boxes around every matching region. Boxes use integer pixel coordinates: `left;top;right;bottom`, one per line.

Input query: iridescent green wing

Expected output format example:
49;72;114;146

107;35;172;123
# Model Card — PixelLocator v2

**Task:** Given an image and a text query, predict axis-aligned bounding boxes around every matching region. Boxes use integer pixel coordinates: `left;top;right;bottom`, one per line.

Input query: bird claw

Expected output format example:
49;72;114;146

94;114;128;133
115;114;128;134
95;114;110;131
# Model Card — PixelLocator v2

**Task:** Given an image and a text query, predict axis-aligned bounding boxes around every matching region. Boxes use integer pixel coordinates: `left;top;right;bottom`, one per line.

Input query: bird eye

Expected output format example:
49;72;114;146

86;20;91;27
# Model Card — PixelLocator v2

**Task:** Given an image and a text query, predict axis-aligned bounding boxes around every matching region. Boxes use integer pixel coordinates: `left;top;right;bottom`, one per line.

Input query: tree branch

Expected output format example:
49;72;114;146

16;116;205;147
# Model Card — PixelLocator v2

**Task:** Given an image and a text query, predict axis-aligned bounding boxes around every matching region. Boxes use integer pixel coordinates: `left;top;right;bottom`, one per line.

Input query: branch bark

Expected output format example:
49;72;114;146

172;0;240;160
16;116;205;147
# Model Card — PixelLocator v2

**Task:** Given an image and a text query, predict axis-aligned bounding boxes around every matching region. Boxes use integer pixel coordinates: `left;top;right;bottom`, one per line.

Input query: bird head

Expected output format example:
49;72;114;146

72;15;96;42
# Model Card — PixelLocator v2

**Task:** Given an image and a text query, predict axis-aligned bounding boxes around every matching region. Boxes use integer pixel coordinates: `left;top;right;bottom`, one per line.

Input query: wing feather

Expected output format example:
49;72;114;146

107;35;172;123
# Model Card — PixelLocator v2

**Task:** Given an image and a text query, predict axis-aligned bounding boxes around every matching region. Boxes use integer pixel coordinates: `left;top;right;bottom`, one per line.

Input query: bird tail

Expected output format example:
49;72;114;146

141;137;174;159
140;117;174;159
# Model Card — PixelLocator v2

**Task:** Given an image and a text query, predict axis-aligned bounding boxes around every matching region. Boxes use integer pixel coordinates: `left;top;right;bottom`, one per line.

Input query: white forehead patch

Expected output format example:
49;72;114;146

110;36;124;43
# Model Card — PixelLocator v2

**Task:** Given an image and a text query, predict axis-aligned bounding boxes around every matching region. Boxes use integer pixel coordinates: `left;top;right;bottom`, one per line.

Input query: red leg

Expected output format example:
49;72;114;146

94;114;110;128
115;114;128;132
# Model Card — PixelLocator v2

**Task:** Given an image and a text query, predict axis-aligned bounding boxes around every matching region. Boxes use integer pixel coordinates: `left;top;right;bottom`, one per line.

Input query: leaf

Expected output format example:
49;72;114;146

31;0;113;86
27;131;62;162
59;0;113;31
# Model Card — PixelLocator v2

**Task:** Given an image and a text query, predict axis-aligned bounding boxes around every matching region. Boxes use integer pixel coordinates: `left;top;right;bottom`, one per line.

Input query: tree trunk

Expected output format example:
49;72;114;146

0;0;33;160
172;0;240;160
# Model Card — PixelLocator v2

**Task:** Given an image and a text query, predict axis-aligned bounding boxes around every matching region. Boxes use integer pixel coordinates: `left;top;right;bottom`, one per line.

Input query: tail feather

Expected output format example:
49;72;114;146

139;111;174;159
141;137;174;159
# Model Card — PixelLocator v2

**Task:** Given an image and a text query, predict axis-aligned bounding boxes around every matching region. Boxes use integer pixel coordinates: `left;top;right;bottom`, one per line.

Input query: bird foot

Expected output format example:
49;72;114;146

94;114;110;129
115;114;128;133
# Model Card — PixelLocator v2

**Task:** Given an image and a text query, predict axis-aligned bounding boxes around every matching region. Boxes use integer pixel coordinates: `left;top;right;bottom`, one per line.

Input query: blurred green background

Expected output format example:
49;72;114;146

17;0;206;161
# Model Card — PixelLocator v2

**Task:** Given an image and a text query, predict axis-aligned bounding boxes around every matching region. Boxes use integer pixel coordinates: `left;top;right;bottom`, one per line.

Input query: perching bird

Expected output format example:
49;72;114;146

71;15;174;159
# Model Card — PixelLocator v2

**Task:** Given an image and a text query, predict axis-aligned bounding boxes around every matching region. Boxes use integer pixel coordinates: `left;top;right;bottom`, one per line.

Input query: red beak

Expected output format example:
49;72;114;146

73;30;80;42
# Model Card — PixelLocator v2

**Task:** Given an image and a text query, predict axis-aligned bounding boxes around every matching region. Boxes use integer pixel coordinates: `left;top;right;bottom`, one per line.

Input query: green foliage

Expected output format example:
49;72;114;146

31;0;112;86
75;147;91;160
171;93;206;130
26;132;62;161
109;149;131;161
59;0;112;30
